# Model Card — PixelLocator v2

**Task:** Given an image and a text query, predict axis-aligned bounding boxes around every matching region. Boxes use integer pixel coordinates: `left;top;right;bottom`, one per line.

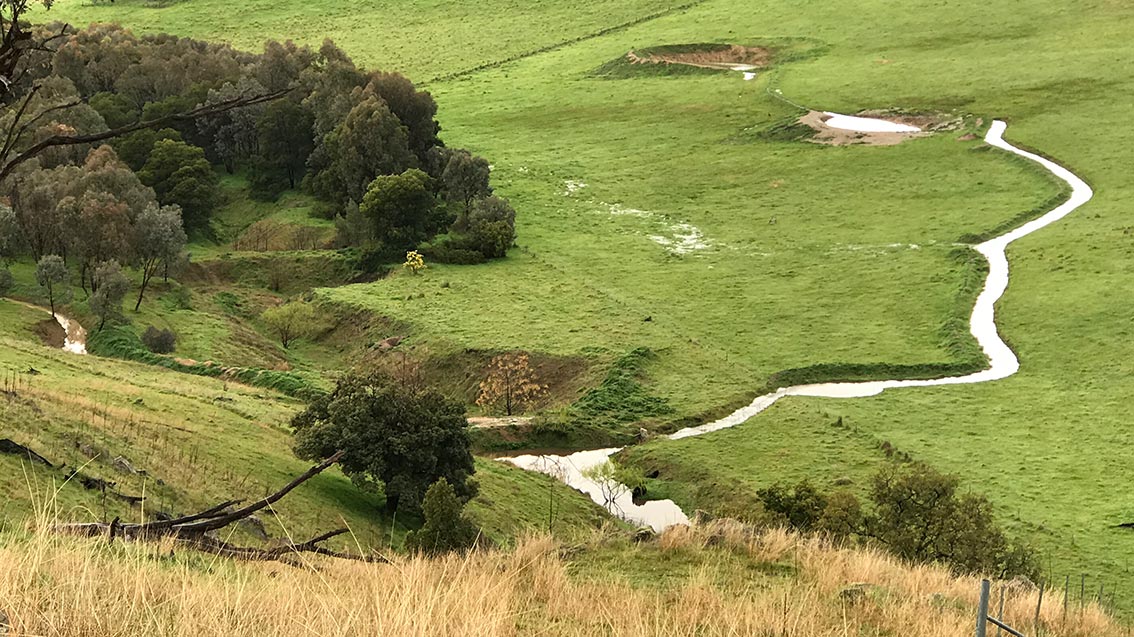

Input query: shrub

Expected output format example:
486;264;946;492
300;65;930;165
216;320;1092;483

419;242;486;265
248;158;291;201
757;480;827;532
816;489;863;540
261;302;320;348
865;462;1038;579
404;478;481;555
0;268;12;298
141;326;177;354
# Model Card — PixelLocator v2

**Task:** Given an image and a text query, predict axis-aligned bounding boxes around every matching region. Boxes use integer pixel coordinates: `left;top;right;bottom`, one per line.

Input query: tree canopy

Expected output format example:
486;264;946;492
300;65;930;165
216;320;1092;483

291;373;477;513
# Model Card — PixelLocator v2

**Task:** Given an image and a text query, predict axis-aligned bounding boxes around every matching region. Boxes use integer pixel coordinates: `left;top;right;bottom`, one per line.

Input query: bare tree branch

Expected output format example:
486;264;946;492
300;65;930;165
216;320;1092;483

50;451;383;563
0;87;291;183
2;87;290;181
173;449;344;533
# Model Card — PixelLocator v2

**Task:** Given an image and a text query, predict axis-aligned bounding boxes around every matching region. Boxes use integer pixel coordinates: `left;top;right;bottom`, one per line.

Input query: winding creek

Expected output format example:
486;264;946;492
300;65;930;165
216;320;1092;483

506;119;1094;530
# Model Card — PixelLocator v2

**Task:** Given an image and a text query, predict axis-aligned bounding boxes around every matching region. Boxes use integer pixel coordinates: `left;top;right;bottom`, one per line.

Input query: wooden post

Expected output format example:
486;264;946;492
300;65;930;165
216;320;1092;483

997;586;1005;637
977;579;991;637
1063;575;1069;623
1034;581;1045;635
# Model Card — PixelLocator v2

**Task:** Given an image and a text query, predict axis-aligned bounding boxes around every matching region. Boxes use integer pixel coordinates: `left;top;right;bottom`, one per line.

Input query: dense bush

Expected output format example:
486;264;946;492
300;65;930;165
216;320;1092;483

756;481;828;532
141;326;177;354
404;478;481;555
419;242;487;265
756;463;1038;579
0;268;12;298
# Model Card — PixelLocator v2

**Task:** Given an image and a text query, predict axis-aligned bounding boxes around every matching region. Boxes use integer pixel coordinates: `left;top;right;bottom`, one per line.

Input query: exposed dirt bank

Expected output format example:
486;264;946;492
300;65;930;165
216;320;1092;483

800;110;964;146
628;44;772;70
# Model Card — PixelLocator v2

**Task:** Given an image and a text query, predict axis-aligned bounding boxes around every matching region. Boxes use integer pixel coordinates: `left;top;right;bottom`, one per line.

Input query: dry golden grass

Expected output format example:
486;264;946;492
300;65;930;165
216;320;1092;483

0;520;1123;636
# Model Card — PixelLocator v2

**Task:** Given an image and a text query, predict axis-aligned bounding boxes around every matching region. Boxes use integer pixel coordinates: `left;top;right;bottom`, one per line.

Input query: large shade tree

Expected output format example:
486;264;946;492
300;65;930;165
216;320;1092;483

291;373;477;513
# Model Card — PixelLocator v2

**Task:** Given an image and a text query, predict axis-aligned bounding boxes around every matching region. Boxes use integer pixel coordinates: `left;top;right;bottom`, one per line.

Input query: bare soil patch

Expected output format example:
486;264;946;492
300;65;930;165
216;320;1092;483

468;416;534;429
799;110;961;146
628;44;773;70
32;318;65;348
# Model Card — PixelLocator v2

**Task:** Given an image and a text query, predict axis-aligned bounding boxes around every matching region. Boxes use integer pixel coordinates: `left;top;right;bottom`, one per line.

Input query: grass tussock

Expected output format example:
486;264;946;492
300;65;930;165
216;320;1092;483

0;521;1119;636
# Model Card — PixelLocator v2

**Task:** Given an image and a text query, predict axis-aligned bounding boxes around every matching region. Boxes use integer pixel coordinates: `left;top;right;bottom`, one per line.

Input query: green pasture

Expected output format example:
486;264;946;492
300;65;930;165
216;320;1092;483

39;0;1134;604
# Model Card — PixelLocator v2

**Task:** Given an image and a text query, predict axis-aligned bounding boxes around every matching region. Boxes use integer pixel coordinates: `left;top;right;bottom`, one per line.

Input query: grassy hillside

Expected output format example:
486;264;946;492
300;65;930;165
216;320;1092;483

0;300;611;548
1;522;1118;636
40;0;1134;609
46;0;697;81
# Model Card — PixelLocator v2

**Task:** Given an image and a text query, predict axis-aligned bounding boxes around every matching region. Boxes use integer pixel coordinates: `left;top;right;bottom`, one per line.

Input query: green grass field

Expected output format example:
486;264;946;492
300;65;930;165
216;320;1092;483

39;0;1134;605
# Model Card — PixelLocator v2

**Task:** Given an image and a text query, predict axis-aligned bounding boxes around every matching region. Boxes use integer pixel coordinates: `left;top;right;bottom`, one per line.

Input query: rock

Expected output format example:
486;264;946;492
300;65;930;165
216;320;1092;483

632;527;655;543
832;476;854;486
378;336;405;350
238;515;270;541
839;583;875;605
957;133;977;141
112;455;144;475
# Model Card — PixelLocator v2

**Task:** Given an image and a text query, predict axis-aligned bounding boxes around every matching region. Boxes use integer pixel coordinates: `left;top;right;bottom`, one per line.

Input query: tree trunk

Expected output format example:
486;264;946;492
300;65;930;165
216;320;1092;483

135;265;152;312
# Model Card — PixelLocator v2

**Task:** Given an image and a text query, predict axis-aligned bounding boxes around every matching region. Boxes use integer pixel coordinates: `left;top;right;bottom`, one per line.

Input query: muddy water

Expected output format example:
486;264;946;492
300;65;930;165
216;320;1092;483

822;112;921;133
506;121;1093;530
55;313;88;355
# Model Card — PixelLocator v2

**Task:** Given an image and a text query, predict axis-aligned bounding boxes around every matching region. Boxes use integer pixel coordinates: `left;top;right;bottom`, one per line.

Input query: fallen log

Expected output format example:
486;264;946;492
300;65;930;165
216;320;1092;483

0;438;52;466
54;450;385;564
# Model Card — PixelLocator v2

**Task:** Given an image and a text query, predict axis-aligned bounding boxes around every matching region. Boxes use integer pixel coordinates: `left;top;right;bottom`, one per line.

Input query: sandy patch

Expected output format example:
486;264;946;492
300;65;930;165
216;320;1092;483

627;44;773;71
799;110;930;146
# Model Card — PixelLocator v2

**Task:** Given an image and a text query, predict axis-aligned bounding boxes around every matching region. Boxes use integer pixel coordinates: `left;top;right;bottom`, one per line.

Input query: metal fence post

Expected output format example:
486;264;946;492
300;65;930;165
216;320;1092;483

977;579;991;637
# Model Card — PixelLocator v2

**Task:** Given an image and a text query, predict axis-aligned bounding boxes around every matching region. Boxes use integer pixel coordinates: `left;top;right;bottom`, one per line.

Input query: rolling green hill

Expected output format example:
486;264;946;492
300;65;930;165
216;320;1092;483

35;0;1134;608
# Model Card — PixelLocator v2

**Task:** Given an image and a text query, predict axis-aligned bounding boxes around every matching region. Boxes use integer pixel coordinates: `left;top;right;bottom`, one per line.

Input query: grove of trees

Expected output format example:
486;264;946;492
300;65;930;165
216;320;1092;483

0;12;517;337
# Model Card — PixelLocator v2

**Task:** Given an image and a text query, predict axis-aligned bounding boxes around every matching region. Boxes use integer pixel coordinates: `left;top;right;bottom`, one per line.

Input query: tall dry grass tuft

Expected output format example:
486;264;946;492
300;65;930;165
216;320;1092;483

0;520;1125;636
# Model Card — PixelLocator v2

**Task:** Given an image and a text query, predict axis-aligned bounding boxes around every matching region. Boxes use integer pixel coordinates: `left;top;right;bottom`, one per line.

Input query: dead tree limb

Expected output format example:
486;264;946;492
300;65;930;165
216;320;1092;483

53;451;384;563
0;87;291;183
